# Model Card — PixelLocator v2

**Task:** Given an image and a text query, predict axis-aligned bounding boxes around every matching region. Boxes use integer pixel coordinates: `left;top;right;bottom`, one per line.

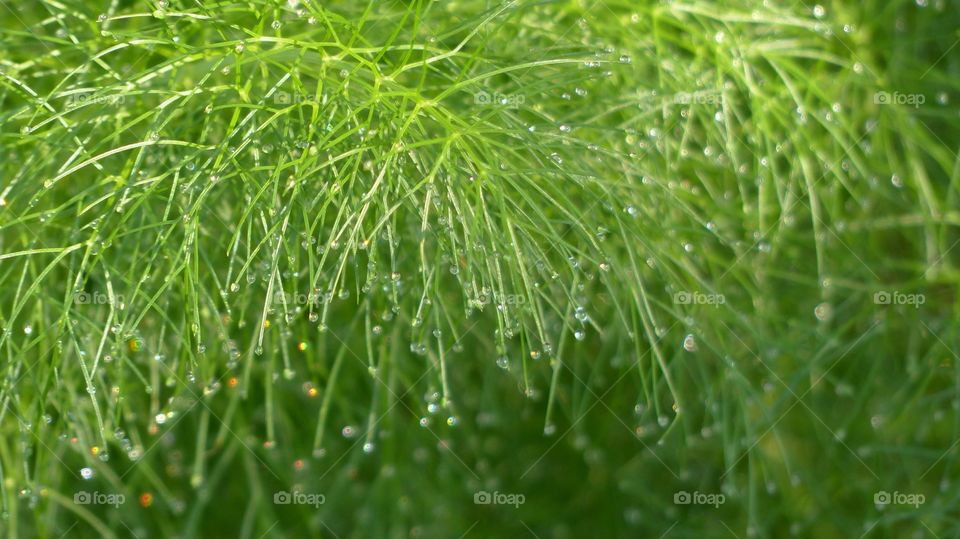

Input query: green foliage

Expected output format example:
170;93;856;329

0;0;958;537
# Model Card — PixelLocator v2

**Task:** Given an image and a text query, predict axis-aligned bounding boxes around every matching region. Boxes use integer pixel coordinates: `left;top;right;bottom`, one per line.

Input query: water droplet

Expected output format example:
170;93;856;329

813;5;825;18
341;426;356;438
80;467;94;480
362;442;375;453
271;20;281;30
496;356;509;369
814;302;833;321
683;334;697;352
619;55;632;64
574;329;585;341
446;416;458;427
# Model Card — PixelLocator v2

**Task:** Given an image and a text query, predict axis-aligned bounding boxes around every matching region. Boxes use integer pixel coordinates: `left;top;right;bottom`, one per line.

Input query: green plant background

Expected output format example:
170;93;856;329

1;0;958;537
